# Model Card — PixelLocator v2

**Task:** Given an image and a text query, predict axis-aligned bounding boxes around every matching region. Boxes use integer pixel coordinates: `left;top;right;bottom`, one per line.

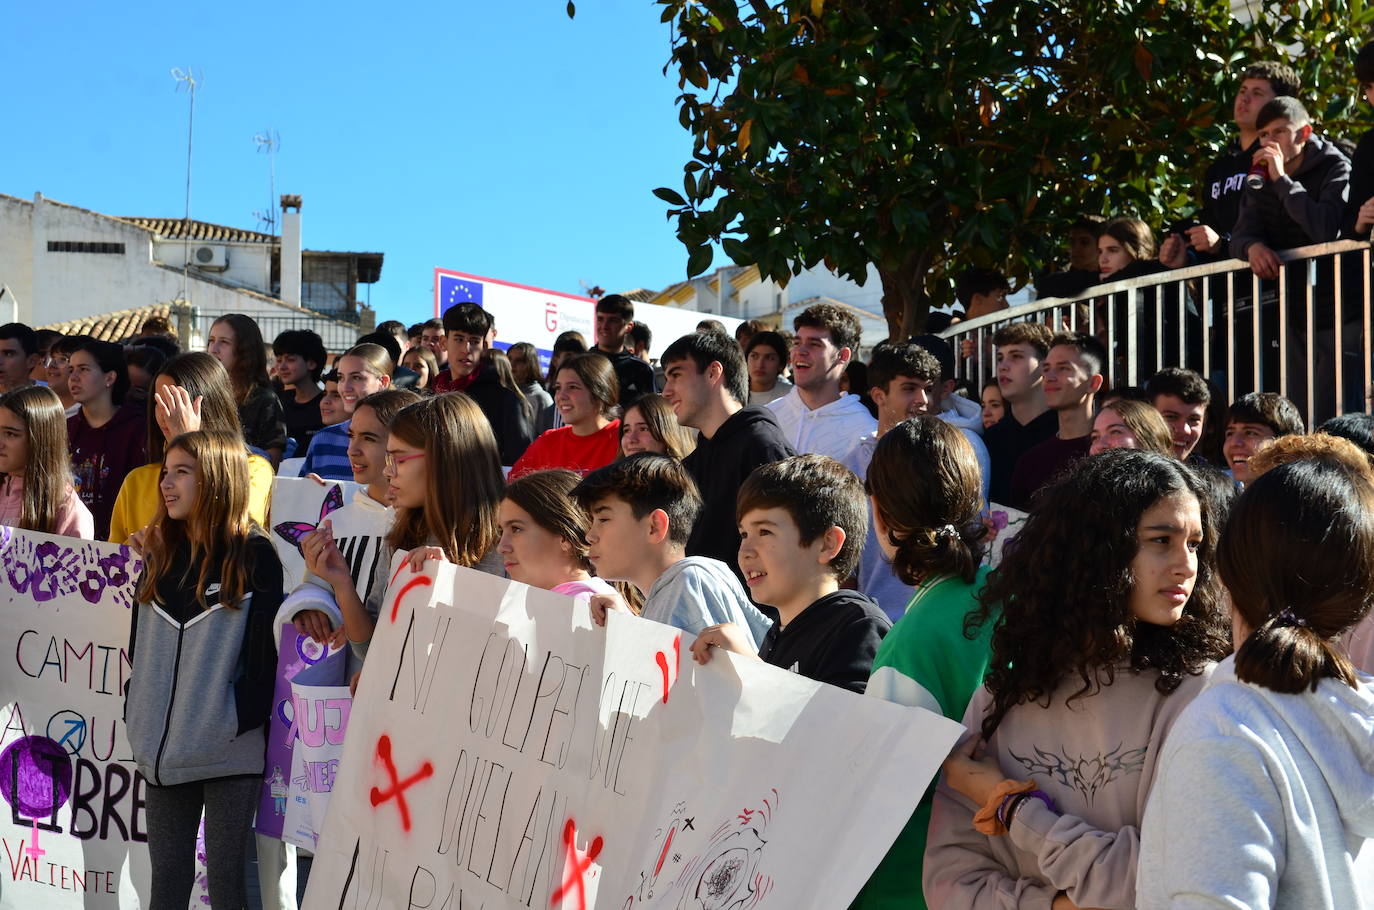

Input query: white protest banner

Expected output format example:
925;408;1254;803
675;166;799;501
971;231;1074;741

303;559;963;910
267;476;363;589
0;527;211;908
434;268;742;370
984;502;1030;569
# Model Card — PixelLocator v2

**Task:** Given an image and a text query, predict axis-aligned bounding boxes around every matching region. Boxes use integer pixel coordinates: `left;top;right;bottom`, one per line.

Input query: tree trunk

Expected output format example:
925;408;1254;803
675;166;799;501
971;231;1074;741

878;250;932;342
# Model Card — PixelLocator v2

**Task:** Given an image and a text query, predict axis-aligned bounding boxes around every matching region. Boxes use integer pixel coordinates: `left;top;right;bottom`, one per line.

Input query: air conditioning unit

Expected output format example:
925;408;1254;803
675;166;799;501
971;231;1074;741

189;244;228;271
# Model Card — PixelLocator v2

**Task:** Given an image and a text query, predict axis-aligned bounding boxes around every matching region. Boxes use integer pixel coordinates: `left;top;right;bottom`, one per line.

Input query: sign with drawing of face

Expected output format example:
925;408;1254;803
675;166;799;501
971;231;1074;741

302;559;962;910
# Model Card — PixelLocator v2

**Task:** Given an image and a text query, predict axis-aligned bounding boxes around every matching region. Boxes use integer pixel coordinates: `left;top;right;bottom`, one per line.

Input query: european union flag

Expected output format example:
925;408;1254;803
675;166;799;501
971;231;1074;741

440;274;484;310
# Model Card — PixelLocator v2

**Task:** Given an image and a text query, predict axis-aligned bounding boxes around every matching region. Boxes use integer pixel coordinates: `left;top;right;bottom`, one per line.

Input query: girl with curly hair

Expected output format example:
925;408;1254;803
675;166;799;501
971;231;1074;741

924;449;1230;909
1138;458;1374;910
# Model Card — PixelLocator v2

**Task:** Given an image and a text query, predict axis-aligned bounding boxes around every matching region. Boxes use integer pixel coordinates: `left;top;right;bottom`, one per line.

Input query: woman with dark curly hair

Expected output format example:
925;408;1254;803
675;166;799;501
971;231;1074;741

924;449;1230;910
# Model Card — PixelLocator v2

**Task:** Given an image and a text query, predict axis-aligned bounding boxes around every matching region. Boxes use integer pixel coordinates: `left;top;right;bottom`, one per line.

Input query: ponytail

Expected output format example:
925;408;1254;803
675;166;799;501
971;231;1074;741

1235;609;1359;693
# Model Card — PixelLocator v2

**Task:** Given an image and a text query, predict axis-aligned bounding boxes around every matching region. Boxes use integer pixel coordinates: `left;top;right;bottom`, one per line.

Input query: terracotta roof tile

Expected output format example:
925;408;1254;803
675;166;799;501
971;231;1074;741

116;217;279;245
38;304;172;343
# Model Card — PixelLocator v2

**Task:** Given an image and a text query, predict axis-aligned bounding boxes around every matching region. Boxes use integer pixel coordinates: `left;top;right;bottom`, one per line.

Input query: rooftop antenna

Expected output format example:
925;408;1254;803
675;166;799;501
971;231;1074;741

252;129;281;234
171;66;201;304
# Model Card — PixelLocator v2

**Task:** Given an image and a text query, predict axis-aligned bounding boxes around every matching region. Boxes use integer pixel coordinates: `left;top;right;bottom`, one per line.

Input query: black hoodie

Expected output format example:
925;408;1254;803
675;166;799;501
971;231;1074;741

1230;134;1351;258
683;405;795;581
756;590;891;695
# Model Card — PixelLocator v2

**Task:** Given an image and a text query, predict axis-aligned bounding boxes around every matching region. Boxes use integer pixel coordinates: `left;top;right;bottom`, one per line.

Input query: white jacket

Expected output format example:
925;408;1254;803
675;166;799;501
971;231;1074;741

767;388;877;461
1137;655;1374;910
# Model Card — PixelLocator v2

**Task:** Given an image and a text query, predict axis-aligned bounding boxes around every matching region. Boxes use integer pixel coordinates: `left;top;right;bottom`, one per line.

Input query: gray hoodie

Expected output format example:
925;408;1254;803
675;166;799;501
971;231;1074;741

1137;655;1374;910
644;556;773;648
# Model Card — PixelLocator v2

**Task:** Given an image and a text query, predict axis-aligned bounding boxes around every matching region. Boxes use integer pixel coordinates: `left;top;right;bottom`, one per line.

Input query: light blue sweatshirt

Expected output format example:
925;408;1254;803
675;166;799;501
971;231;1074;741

1137;655;1374;910
643;556;773;648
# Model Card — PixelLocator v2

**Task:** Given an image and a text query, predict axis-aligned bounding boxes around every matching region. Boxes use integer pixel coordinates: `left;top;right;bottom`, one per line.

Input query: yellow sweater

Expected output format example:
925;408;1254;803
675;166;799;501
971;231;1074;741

107;455;275;544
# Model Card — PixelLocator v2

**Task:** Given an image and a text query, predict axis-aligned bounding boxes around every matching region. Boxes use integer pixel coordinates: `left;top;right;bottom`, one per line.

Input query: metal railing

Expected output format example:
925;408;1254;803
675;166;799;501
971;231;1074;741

939;240;1374;427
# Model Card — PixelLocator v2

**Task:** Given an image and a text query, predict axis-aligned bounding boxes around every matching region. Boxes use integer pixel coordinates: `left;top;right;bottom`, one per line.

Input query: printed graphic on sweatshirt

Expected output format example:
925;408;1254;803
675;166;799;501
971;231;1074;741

1009;742;1147;804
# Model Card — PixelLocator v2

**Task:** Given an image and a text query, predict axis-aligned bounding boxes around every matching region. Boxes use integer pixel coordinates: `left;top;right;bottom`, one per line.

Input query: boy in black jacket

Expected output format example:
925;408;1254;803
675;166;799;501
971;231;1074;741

689;454;890;694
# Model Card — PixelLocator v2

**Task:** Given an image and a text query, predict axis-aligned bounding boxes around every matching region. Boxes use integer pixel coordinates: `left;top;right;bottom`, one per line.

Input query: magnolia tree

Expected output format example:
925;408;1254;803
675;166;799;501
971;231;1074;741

577;0;1374;337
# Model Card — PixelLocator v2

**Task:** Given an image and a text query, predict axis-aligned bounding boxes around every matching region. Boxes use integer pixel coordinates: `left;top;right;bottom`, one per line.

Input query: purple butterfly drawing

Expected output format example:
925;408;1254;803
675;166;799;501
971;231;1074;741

272;484;345;553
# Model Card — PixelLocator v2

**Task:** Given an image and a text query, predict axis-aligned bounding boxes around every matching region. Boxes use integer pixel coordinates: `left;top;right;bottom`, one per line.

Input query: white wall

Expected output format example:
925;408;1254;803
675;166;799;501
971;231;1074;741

0;194;358;350
152;239;273;293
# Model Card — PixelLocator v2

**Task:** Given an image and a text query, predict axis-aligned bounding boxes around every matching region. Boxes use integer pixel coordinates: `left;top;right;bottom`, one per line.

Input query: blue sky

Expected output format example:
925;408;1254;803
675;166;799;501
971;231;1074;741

2;1;699;325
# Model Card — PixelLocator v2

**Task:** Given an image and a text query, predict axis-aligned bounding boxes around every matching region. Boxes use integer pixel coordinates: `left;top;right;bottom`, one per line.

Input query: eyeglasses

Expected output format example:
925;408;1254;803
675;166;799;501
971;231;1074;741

384;452;425;472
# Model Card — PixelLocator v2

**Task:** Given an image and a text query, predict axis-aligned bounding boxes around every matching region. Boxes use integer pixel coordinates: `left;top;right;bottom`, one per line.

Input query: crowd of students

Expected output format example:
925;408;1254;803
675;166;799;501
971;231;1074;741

2;271;1372;908
5;48;1374;906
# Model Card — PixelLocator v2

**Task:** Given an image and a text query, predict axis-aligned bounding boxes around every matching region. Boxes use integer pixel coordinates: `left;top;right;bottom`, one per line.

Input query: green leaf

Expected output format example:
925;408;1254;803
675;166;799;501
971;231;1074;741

687;244;714;277
566;0;575;18
653;187;688;206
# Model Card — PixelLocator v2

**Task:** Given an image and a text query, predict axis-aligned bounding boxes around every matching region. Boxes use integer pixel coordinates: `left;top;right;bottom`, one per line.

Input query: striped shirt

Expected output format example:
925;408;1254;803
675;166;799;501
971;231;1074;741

298;420;352;480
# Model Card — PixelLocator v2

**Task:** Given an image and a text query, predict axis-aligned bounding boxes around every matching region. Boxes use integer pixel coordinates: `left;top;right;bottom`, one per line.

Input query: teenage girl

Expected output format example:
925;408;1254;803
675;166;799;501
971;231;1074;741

299;344;393;480
1138;458;1374;910
924;449;1230;908
620;394;694;459
207;314;287;465
0;386;93;538
498;469;616;600
66;338;147;540
125;429;284;910
289;387;421;643
510;352;621;478
107;353;273;544
302;392;504;659
980;378;1004;430
1088;398;1174;457
853;417;994;910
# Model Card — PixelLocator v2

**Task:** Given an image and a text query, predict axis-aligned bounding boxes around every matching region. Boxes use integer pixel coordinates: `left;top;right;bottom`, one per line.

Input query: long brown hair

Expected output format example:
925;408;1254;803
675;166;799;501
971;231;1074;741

1221;459;1374;693
621;394;694;459
866;417;985;587
0;386;72;534
136;430;255;610
386;393;503;566
146;353;244;461
211;314;271;404
503;469;593;571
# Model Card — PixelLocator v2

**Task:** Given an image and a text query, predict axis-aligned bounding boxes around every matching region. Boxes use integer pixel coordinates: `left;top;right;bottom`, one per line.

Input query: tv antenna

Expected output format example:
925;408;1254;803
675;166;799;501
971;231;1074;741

171;67;202;304
253;129;281;234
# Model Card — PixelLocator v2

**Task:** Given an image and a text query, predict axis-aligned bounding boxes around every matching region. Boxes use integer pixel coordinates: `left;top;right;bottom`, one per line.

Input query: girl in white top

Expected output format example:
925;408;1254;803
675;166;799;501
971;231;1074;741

924;450;1230;910
1138;456;1374;910
499;468;616;601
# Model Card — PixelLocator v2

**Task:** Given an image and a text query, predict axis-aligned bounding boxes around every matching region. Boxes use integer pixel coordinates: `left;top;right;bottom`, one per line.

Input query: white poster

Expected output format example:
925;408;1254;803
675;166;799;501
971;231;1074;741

434;268;742;369
267;477;363;590
303;558;962;910
0;528;212;908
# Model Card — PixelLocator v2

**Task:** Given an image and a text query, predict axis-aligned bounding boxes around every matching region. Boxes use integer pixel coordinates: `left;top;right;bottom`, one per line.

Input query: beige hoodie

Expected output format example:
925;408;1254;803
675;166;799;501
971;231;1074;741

923;664;1214;909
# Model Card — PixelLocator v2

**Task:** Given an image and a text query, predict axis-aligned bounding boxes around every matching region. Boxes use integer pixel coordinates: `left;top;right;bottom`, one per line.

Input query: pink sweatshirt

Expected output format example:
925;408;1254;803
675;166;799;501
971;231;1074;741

0;476;95;539
923;664;1213;910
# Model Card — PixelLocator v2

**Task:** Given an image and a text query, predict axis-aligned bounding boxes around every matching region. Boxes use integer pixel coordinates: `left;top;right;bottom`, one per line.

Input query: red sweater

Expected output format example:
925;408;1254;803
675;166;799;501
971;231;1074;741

509;420;621;479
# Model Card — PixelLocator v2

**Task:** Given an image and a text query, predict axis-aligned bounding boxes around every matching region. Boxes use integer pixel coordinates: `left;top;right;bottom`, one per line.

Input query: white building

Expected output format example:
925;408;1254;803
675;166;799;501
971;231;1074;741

649;262;890;355
0;192;380;350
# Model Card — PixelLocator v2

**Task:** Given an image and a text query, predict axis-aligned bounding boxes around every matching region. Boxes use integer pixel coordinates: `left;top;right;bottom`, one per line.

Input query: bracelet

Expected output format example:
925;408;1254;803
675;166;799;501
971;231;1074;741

972;779;1036;836
1009;788;1058;827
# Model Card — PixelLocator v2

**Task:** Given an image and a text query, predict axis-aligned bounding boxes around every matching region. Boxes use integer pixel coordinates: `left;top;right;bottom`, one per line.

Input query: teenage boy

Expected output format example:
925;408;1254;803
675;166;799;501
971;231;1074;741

981;322;1056;505
1223;391;1305;486
662;331;794;581
432;302;533;464
1035;215;1106;299
1146;367;1211;462
419;318;447;367
1230;96;1350;276
273;329;327;457
767;303;876;459
843;343;990;620
689;455;890;695
628;322;652;362
593;294;657;408
0;323;39;393
574;454;772;645
1161;61;1300;264
744;330;792;406
1009;332;1106;509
